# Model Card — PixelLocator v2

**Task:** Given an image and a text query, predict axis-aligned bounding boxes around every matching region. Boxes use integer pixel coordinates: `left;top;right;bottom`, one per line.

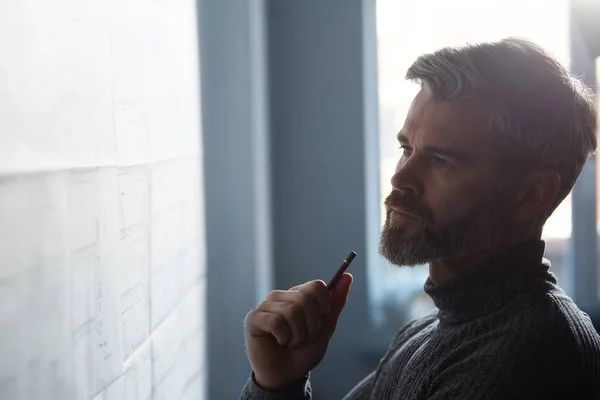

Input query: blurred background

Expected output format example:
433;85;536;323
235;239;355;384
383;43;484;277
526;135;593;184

1;0;599;399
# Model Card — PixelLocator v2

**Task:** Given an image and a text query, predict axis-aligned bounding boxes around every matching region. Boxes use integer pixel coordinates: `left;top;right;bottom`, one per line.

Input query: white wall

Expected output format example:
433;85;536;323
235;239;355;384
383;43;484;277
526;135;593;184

0;1;206;399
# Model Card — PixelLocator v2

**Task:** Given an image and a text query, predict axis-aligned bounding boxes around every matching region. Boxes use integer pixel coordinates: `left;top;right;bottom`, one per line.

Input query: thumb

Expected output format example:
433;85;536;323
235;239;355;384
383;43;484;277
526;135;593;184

322;273;353;337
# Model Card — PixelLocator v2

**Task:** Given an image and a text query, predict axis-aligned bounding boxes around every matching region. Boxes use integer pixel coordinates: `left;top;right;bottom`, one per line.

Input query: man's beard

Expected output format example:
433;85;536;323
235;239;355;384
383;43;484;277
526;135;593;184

379;185;510;267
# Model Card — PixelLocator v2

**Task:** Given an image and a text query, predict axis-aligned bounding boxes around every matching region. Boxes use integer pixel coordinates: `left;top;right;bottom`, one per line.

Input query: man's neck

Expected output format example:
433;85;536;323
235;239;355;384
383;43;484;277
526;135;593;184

428;236;536;286
428;251;496;286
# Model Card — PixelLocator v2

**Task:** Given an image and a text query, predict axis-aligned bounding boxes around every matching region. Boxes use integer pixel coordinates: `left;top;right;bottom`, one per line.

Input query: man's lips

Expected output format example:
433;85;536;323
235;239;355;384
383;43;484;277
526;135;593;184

390;206;418;220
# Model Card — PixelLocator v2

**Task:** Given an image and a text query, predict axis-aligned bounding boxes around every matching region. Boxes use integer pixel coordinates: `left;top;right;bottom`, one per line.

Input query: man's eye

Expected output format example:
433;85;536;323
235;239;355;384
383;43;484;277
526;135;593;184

400;146;412;157
433;156;450;167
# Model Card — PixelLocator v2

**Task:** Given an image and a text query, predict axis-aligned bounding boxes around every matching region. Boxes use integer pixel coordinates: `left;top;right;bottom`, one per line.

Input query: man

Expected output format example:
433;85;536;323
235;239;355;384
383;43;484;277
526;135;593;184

240;38;600;399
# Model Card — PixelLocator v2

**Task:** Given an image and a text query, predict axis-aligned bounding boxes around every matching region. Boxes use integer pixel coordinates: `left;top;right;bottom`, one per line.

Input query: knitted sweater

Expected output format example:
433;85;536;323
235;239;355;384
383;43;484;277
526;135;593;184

241;241;600;399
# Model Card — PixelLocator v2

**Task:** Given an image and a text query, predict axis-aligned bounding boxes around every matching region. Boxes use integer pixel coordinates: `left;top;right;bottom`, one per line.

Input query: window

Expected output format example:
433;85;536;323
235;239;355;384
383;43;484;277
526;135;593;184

373;0;572;325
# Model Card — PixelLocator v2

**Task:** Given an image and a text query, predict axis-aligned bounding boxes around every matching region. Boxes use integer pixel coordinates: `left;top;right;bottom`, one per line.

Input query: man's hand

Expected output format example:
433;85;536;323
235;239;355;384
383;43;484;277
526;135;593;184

244;273;353;391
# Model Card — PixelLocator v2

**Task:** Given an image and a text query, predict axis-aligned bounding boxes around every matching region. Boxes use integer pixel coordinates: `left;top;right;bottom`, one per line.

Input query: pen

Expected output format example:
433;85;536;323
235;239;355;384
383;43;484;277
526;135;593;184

327;251;357;291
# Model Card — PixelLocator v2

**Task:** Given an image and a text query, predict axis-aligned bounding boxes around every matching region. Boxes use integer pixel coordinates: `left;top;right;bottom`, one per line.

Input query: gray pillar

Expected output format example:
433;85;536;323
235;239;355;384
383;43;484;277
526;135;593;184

198;1;273;398
267;0;380;397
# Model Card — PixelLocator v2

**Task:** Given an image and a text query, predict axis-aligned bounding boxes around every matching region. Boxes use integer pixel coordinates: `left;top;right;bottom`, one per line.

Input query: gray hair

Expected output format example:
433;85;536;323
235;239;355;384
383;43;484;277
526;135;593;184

406;38;597;218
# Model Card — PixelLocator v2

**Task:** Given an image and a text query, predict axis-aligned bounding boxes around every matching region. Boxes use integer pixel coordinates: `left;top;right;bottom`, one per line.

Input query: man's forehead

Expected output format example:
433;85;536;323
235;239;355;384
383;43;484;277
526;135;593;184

404;91;493;145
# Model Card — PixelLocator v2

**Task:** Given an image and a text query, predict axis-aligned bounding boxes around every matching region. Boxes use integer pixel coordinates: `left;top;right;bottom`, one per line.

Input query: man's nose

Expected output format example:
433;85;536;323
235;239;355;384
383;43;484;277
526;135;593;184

390;156;423;196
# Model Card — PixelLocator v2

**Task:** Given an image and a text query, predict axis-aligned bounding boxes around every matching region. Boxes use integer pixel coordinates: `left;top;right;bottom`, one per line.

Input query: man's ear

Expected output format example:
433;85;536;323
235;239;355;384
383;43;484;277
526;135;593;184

513;170;561;223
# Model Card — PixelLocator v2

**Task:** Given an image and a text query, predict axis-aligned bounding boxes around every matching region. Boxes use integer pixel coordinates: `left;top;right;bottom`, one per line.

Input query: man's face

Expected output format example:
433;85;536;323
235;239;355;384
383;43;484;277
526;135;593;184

380;91;514;266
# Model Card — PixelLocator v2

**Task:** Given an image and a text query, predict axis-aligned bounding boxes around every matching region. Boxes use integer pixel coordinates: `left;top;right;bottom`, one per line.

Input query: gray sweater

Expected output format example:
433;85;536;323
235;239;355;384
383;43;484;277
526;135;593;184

241;241;600;399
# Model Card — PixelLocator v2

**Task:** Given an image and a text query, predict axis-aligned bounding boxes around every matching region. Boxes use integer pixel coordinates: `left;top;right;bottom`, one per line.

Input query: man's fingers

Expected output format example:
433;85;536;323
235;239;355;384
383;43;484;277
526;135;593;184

256;300;308;348
267;283;330;343
245;310;293;346
266;291;323;343
249;277;349;349
298;280;331;315
289;280;331;315
321;273;353;337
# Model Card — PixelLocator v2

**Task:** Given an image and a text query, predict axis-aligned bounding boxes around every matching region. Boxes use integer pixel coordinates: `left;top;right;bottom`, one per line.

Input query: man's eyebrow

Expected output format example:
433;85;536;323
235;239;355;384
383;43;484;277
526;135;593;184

396;131;472;163
423;145;471;162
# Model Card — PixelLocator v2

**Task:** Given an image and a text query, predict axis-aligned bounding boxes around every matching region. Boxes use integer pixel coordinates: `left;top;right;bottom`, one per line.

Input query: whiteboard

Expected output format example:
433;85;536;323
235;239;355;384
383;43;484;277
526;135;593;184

0;0;206;399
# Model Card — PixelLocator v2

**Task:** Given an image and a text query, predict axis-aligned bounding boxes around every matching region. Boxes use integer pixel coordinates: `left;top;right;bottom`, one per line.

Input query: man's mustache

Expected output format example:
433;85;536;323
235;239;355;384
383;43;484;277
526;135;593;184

384;190;432;224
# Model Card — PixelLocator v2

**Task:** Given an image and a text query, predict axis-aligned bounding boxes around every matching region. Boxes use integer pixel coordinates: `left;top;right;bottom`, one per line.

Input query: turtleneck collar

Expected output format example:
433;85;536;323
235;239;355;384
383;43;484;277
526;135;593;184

424;240;553;324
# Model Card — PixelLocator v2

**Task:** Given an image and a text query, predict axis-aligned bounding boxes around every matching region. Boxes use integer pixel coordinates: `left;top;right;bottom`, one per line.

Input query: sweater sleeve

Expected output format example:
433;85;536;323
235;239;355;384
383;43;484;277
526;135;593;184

240;371;375;400
240;372;312;400
240;313;440;399
343;314;439;400
341;371;376;400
